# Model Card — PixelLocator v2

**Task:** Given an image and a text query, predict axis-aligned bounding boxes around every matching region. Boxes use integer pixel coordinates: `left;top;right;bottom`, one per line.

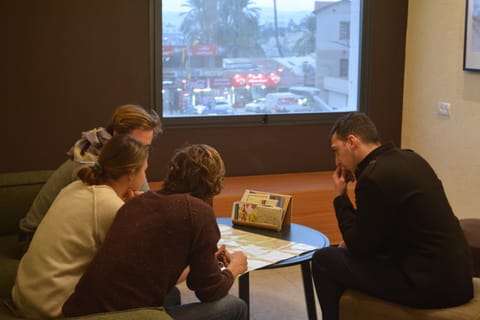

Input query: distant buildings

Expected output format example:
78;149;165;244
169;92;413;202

314;0;358;110
161;1;360;115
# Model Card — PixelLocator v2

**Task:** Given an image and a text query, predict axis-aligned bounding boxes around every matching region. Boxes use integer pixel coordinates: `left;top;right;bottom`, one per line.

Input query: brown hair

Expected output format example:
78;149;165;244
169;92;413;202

107;104;162;138
329;112;380;144
78;134;148;185
162;144;225;203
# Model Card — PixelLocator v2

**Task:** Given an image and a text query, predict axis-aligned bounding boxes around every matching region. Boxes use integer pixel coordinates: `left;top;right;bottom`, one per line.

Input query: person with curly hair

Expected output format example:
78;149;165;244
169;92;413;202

62;144;248;320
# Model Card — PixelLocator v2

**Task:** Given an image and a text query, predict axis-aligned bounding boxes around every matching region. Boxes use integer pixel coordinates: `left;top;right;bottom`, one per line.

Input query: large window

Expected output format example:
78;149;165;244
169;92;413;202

158;0;362;125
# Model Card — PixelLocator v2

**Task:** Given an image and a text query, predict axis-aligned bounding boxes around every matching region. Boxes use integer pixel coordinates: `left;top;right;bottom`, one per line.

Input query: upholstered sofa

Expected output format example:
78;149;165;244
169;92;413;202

339;218;480;320
0;170;172;320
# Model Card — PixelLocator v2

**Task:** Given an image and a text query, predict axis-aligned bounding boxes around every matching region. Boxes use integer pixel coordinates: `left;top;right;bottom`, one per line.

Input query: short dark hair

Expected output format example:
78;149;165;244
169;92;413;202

162;144;225;202
329;112;380;143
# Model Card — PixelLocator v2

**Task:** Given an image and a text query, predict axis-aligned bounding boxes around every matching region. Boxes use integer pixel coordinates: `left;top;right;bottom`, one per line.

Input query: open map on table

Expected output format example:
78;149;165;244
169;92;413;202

218;224;319;272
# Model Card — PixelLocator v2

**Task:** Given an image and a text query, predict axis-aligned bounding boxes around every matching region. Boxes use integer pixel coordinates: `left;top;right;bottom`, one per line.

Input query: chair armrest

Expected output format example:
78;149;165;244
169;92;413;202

66;307;173;320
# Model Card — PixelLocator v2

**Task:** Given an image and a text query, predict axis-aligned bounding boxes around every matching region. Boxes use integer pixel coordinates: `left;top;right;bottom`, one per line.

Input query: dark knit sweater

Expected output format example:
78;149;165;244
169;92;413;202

63;191;234;317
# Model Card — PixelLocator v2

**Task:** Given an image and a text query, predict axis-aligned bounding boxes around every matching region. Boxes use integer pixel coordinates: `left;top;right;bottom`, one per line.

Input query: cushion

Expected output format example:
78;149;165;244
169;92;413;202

66;307;173;320
339;278;480;320
0;306;173;320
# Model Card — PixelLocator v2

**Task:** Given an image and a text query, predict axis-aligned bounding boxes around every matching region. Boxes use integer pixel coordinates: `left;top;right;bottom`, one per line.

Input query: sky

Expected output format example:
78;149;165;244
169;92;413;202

162;0;338;13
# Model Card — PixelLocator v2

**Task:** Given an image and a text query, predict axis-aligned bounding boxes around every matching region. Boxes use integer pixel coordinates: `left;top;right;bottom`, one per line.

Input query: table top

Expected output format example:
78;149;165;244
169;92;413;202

217;217;330;269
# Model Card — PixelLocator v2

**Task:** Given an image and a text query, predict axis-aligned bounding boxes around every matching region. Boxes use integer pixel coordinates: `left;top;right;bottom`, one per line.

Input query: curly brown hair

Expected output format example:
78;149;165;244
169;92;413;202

162;144;225;203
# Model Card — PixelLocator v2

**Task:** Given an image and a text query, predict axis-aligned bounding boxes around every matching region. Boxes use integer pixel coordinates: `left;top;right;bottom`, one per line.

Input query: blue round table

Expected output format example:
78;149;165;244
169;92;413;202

217;217;330;320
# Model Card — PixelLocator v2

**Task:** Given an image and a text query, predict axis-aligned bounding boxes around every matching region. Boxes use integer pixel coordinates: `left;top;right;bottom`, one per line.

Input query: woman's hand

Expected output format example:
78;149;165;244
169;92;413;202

122;189;143;202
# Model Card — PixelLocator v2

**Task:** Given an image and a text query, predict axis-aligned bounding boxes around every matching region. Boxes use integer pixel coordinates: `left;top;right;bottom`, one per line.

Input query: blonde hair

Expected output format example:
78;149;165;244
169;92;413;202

108;104;162;137
163;144;225;202
78;134;148;185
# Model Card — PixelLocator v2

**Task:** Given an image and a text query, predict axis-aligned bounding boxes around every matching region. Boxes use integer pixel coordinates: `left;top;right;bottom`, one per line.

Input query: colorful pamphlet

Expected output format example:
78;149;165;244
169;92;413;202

231;189;292;231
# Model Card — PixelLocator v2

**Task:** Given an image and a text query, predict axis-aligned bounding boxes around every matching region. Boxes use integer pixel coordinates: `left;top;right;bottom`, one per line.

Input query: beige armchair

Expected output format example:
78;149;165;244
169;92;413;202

339;218;480;320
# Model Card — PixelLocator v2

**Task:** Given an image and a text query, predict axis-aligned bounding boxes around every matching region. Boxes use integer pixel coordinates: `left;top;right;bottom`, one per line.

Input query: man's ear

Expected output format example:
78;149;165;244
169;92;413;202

346;134;358;149
347;134;360;149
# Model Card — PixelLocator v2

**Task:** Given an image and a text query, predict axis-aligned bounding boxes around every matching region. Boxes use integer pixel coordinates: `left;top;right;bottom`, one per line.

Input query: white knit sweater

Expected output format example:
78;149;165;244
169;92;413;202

12;180;124;319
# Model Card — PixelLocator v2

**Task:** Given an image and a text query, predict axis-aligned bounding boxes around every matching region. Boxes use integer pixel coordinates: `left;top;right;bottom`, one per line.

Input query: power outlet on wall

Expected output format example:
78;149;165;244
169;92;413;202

437;101;451;117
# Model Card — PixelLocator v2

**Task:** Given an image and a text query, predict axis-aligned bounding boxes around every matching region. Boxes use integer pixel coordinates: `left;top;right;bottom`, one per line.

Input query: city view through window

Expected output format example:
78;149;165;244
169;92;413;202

161;0;361;118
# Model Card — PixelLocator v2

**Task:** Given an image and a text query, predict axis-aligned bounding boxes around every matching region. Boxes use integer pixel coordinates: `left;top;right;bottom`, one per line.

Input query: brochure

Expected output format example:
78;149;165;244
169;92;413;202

231;189;292;231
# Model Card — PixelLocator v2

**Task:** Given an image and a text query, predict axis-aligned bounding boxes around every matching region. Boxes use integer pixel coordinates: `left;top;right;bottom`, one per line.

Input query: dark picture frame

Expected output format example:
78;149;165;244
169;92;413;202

464;0;480;71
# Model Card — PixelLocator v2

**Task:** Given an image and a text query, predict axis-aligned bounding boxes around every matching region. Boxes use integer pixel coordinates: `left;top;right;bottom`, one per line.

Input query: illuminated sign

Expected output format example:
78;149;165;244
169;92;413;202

231;73;281;87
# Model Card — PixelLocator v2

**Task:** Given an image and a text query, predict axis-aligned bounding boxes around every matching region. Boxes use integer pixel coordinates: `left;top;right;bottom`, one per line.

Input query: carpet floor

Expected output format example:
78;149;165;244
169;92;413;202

177;265;323;320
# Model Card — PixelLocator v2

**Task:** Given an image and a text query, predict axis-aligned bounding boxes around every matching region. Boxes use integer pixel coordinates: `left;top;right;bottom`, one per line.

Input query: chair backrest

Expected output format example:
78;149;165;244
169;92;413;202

0;171;53;236
459;218;480;277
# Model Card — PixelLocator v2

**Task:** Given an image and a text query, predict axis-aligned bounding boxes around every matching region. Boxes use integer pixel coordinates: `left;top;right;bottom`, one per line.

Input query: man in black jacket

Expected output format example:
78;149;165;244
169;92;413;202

312;112;473;320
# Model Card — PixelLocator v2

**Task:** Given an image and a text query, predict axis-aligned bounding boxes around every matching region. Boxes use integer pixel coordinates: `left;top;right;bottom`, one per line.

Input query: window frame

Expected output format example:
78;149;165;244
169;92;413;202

153;0;368;129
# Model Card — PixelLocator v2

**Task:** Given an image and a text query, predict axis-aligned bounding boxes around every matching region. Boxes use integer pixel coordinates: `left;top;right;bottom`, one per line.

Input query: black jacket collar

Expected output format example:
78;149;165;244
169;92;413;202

355;143;395;178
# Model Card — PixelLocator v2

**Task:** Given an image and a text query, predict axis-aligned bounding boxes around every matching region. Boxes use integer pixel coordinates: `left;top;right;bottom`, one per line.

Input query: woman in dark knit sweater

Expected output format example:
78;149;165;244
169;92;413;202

63;144;248;320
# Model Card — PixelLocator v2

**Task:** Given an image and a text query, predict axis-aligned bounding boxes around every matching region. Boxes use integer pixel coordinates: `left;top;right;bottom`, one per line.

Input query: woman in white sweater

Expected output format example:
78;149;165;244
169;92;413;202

12;134;148;319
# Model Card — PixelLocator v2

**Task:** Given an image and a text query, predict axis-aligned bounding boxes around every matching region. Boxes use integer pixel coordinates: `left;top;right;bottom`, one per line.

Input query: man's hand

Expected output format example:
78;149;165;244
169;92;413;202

216;245;230;268
177;266;190;284
332;166;354;197
226;251;248;277
338;240;348;249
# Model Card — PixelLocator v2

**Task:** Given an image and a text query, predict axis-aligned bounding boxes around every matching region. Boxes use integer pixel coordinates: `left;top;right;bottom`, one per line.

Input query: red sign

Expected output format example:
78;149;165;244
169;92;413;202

191;45;218;56
163;45;174;56
231;73;281;87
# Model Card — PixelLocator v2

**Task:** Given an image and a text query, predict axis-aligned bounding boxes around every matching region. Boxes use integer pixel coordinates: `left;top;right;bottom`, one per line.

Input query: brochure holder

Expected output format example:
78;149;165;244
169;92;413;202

231;189;292;231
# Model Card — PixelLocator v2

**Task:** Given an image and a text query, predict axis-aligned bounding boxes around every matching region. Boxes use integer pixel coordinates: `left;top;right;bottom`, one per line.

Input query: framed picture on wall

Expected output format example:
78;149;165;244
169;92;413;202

464;0;480;71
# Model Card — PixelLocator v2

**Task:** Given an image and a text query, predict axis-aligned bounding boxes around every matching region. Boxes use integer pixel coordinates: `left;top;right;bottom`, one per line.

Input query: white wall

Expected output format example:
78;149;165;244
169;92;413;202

403;0;480;219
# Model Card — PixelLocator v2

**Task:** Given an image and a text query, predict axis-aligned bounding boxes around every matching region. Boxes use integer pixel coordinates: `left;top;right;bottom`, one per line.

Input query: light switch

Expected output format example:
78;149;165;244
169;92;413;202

437;102;450;116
